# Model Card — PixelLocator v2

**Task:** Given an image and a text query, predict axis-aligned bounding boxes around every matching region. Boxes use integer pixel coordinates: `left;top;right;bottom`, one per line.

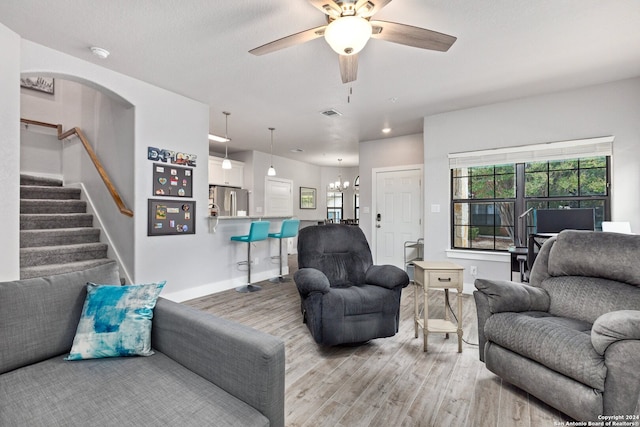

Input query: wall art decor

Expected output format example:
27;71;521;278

300;187;316;209
152;163;192;197
148;199;195;236
21;76;54;94
147;146;197;166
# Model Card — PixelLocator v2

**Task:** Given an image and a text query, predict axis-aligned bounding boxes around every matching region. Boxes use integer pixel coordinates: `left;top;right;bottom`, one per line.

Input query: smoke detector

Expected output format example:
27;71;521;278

90;46;110;59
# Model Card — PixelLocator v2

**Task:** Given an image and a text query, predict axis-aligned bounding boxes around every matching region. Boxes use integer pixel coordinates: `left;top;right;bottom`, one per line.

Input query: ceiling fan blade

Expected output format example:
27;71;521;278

308;0;342;18
369;20;456;52
339;54;358;84
249;25;327;56
355;0;392;18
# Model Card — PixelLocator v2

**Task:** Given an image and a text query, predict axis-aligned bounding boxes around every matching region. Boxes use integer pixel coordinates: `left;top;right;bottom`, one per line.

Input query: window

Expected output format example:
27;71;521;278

452;165;516;250
451;156;610;251
354;176;360;221
327;192;343;223
523;157;609;236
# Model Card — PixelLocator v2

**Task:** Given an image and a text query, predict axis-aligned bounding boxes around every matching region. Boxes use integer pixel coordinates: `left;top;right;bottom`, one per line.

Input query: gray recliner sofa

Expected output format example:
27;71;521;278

474;230;640;421
294;224;409;346
0;262;285;427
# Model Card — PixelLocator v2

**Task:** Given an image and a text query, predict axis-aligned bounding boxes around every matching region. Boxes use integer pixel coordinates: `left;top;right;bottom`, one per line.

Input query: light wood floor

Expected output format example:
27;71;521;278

185;257;565;427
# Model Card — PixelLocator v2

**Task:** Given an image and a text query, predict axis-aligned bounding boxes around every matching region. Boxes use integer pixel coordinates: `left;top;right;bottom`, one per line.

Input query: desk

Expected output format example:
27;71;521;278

508;246;528;282
413;261;464;352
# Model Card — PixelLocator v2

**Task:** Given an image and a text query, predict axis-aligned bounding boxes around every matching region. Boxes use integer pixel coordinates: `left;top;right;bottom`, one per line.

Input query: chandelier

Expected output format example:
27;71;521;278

328;159;349;192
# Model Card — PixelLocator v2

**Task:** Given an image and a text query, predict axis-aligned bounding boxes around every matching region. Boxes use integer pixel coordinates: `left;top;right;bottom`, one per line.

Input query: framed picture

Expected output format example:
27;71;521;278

148;199;196;236
152;163;193;197
300;187;316;209
20;76;55;94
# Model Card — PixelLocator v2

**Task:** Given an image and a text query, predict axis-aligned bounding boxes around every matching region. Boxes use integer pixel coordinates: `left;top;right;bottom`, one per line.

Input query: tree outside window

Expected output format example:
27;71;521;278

452;156;609;251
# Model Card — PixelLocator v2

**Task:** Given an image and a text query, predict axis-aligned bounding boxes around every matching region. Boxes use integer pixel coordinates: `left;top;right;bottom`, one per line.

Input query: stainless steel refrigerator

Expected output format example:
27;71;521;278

210;186;249;216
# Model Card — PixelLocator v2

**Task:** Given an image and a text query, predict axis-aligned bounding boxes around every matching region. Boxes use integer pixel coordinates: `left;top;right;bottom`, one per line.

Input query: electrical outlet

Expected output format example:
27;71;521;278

470;265;478;276
254;257;259;265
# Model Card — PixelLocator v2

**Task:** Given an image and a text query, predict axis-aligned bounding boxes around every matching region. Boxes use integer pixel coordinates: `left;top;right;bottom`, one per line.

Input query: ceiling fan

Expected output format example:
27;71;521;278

249;0;457;84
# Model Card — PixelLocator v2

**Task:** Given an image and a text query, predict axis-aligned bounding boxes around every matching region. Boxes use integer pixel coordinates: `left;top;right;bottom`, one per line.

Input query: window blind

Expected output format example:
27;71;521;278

448;136;614;169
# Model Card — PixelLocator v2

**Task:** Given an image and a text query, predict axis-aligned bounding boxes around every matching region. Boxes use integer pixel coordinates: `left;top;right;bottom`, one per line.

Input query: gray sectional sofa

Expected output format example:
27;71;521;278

0;262;285;427
474;230;640;421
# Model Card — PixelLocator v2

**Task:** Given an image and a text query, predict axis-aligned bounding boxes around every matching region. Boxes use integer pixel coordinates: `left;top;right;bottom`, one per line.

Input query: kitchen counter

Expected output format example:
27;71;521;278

211;215;293;220
197;216;298;297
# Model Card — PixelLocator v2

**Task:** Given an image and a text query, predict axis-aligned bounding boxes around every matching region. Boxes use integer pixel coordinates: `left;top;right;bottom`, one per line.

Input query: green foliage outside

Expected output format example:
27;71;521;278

452;157;608;250
525;157;607;197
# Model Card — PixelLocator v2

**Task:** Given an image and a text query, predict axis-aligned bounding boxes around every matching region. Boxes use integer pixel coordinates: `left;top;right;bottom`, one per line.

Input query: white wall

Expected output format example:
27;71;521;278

0;23;20;281
20;79;84;178
19;40;221;298
20;128;61;178
21;78;136;280
359;133;424;243
21;78;84;128
229;151;358;222
424;77;640;292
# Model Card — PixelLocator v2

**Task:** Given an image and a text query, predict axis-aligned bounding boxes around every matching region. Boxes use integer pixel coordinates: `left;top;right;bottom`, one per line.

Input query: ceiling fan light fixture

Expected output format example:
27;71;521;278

324;16;372;56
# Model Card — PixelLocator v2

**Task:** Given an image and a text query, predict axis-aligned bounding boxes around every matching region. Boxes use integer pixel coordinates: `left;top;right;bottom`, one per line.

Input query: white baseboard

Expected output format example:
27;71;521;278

69;182;134;285
161;267;289;303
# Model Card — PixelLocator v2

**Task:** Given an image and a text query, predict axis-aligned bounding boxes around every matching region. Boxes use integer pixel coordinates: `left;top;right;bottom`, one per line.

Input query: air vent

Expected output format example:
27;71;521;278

321;108;342;117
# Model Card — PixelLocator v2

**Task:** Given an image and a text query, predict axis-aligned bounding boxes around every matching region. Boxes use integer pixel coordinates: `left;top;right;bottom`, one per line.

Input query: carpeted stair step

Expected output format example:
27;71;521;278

18;174;116;280
20;185;81;200
20;242;108;267
20;213;93;230
21;199;87;214
20;228;101;248
20;259;117;280
20;174;62;187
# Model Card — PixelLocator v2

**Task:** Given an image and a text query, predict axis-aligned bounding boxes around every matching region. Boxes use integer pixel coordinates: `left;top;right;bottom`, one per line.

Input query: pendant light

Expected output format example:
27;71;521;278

267;127;276;176
221;111;232;170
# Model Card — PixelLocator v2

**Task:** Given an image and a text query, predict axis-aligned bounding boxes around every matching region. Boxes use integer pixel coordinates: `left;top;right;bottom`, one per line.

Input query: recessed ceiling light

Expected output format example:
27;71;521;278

290;148;304;153
90;46;110;59
382;127;392;134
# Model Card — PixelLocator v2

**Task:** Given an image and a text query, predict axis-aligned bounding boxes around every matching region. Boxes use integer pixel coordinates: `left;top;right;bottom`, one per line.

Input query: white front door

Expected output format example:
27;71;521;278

374;168;423;268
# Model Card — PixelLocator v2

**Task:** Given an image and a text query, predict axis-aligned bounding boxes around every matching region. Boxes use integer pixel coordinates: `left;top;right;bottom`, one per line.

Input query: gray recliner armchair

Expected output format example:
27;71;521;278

294;224;409;346
474;230;640;421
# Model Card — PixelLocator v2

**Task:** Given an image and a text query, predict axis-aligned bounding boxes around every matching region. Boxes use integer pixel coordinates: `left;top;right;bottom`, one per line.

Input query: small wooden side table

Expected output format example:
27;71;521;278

412;261;464;352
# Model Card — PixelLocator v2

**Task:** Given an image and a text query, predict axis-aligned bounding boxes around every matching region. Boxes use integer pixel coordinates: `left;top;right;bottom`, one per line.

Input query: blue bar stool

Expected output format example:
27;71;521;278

268;218;300;283
230;221;270;293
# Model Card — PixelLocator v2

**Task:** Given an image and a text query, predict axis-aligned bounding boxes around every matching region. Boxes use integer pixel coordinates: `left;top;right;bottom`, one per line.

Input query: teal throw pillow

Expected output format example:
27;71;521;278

66;281;166;361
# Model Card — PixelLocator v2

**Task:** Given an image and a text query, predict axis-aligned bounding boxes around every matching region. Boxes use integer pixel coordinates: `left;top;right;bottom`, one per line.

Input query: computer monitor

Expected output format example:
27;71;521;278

535;208;595;234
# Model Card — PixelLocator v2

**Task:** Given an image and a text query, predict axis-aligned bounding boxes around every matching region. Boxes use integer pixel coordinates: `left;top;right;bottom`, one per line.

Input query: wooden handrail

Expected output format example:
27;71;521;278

21;118;133;217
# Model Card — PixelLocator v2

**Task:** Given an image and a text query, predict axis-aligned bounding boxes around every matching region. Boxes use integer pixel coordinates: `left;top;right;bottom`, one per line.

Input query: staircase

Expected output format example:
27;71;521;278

20;174;115;279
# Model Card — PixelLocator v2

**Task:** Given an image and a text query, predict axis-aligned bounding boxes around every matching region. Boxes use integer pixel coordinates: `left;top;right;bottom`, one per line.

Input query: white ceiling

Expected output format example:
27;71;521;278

2;0;639;167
